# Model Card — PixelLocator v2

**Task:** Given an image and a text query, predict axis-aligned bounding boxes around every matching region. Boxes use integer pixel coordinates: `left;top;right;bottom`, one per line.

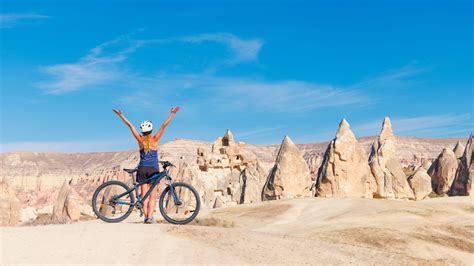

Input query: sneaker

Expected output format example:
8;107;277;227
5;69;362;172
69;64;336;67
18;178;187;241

147;217;157;224
144;217;151;224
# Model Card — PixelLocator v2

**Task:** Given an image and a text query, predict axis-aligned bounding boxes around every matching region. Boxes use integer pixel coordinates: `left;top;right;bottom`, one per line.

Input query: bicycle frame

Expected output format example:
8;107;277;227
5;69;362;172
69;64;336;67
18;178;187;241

112;168;179;207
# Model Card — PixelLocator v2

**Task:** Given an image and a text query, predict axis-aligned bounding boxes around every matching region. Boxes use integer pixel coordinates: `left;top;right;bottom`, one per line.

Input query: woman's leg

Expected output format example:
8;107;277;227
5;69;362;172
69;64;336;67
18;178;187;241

140;184;150;218
147;185;158;218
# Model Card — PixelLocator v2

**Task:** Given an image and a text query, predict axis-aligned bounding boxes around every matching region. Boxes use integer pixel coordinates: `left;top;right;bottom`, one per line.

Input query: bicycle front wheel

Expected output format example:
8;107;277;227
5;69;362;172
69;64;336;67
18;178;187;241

91;180;135;223
159;182;201;225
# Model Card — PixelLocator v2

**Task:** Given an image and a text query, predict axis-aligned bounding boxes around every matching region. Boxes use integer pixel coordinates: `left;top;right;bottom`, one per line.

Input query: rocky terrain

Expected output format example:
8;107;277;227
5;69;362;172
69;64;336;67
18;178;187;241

0;117;472;226
1;197;473;264
0;116;473;264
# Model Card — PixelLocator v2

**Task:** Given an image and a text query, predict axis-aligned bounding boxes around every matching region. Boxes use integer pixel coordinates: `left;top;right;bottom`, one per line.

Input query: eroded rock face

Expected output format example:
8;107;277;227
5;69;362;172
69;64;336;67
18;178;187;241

263;136;310;200
65;189;82;221
306;154;324;176
50;179;89;223
369;117;414;199
408;168;432;201
197;129;253;172
178;130;269;208
450;133;473;196
239;162;267;204
316;119;376;198
453;141;465;159
428;148;458;196
0;181;21;226
51;180;71;223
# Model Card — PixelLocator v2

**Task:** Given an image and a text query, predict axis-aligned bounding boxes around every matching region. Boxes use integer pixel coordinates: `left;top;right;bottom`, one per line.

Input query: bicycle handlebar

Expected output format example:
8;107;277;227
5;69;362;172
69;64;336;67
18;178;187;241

160;161;175;169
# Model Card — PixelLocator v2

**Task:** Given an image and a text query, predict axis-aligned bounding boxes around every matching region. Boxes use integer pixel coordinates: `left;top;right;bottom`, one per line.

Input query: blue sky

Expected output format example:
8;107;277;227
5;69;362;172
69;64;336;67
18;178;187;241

0;0;472;152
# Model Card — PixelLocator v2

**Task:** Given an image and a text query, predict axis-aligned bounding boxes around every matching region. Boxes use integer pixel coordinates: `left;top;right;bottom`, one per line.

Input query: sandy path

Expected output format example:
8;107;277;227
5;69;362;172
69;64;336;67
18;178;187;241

1;197;473;264
0;218;247;264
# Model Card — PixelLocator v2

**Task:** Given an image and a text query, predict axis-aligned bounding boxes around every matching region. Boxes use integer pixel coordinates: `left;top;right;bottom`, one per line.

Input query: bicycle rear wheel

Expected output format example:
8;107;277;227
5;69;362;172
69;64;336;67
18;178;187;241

91;180;135;223
159;182;200;225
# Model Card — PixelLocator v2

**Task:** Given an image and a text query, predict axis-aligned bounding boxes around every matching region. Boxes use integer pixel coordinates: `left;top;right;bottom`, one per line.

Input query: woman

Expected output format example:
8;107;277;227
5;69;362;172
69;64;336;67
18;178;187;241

112;107;180;224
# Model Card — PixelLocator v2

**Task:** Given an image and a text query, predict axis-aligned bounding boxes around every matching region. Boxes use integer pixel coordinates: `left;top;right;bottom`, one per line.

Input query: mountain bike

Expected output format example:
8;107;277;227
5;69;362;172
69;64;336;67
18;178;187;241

91;161;200;225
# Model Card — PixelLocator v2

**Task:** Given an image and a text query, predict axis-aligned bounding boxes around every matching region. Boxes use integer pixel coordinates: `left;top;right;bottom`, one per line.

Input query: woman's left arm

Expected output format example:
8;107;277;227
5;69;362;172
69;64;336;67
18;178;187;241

153;106;180;142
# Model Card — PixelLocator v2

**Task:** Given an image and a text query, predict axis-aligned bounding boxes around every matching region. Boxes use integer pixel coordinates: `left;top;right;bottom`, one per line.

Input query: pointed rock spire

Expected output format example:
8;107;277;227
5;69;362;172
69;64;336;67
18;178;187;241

223;128;235;146
450;133;473;196
453;141;465;159
262;135;310;200
369;117;415;199
379;117;394;141
316;119;376;198
428;148;458;196
278;135;295;160
335;118;357;142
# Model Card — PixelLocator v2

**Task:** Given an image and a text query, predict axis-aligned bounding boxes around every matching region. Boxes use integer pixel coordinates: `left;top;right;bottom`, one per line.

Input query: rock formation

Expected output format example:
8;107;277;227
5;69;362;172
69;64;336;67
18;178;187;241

50;179;89;223
453;141;465;159
408;168;432;201
316;119;376;198
0;181;21;226
239;162;267;204
213;195;224;208
369;117;414;199
197;129;256;172
0;136;464;192
177;130;268;208
263;136;310;200
450;133;473;196
305;154;324;176
99;185;119;217
428;148;458;196
0;129;469;224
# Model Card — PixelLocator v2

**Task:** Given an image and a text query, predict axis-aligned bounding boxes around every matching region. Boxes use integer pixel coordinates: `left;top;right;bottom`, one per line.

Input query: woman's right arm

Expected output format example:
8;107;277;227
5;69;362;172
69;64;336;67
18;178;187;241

112;109;142;143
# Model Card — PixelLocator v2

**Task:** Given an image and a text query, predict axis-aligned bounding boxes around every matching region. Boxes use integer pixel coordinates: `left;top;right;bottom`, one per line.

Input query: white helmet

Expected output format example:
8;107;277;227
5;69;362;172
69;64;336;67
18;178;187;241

140;120;153;133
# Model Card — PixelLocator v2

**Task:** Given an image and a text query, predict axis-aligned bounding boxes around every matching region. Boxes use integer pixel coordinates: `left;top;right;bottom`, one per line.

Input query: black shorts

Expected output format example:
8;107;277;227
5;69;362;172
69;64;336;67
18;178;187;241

137;166;160;184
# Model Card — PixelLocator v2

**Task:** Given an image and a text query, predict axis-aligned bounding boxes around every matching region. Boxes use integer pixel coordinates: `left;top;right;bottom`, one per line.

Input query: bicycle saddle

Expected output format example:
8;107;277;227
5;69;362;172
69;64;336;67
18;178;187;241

123;168;138;174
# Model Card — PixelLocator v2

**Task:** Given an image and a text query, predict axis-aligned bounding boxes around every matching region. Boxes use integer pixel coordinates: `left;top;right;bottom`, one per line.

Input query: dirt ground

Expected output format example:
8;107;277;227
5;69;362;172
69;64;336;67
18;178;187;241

1;197;473;264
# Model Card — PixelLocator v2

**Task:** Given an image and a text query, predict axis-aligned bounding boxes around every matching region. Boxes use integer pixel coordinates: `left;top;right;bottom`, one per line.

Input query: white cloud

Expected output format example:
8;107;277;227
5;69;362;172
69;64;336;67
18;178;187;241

36;37;143;94
36;33;425;117
353;113;473;137
36;33;262;94
117;73;371;113
179;33;263;63
0;13;49;28
115;64;431;115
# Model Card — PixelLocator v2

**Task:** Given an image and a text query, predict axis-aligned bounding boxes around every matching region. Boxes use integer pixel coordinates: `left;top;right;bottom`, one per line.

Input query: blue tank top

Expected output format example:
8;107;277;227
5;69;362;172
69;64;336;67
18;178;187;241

138;149;159;169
